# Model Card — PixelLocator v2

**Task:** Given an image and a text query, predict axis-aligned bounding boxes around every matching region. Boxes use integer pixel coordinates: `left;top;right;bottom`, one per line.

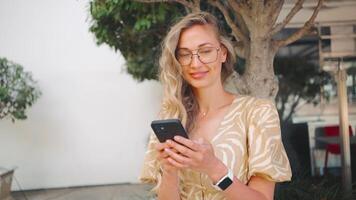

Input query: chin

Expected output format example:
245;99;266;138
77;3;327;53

186;79;211;89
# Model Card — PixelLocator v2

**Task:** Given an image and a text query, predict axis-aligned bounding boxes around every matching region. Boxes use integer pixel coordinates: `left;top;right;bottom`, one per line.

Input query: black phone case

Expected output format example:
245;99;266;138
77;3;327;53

151;119;189;143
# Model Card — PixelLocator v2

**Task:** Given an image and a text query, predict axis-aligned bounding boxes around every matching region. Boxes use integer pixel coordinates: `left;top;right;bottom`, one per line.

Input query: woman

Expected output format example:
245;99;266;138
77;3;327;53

140;12;292;200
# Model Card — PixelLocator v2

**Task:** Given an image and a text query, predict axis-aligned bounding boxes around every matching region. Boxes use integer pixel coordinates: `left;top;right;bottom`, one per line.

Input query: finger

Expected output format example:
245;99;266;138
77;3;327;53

157;147;180;160
167;140;195;158
155;142;169;151
161;158;174;166
167;157;187;169
155;143;163;151
165;148;191;166
157;150;169;160
173;136;200;151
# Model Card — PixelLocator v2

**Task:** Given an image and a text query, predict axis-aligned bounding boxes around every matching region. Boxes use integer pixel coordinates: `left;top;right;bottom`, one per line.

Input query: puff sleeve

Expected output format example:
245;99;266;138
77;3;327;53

246;99;292;182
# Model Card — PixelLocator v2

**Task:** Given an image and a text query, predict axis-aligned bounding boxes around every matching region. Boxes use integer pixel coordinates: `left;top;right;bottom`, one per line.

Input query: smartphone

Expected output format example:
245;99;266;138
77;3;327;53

151;119;189;143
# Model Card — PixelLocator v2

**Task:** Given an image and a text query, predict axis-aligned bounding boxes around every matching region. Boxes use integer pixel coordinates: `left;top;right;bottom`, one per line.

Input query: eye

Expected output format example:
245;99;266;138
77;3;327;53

199;48;214;55
177;51;191;57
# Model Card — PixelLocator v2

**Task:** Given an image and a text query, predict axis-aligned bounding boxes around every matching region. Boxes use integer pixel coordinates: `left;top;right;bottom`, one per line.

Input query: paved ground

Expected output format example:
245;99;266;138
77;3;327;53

11;184;155;200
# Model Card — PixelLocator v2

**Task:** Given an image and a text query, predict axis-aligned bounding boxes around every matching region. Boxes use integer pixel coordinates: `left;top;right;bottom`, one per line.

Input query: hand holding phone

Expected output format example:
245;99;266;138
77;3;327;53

151;119;189;143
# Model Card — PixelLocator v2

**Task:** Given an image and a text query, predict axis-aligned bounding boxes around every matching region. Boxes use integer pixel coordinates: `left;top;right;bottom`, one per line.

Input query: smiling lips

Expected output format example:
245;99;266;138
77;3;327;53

190;71;208;79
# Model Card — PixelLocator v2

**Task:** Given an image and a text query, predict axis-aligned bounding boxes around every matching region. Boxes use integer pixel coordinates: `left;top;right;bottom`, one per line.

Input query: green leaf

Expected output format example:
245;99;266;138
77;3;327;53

0;57;41;122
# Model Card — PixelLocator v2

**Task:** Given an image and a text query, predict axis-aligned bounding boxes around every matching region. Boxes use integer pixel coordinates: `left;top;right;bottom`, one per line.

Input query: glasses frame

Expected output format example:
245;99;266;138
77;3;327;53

175;46;221;66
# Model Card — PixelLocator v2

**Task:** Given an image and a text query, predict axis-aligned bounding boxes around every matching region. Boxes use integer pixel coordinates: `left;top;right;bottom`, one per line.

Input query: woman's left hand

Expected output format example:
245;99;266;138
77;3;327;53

164;136;224;178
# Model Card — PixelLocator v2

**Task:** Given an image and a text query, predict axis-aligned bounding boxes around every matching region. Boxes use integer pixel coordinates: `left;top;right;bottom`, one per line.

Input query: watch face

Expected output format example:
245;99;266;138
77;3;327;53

219;177;233;190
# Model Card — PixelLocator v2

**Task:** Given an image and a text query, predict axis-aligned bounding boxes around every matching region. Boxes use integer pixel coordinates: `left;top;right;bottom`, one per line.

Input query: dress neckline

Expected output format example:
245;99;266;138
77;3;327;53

210;95;239;143
190;95;239;142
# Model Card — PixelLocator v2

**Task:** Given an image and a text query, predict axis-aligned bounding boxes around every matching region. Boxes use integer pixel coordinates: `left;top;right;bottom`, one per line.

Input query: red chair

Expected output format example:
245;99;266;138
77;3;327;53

323;125;353;174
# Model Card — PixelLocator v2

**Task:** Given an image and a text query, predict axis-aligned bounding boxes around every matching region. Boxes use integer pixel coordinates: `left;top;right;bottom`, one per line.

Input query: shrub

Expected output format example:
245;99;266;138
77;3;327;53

0;58;41;122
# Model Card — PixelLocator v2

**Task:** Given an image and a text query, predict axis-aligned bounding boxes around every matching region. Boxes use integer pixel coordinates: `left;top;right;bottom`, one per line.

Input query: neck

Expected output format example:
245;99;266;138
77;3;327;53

192;82;234;114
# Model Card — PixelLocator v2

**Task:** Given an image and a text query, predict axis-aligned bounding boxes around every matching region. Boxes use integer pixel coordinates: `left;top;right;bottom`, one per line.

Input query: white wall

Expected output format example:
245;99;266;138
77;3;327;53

0;0;161;190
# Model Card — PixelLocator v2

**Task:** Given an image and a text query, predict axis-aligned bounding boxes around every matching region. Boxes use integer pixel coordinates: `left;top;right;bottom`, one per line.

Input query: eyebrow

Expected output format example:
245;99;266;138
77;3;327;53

178;42;215;50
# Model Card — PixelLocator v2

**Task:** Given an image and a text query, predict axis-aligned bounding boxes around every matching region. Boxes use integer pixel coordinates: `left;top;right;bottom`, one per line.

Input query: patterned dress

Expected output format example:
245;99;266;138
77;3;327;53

140;95;292;200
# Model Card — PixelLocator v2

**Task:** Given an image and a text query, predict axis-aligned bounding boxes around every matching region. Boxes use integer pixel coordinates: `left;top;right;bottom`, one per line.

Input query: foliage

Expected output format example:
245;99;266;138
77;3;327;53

274;57;332;124
89;0;233;81
0;58;41;122
89;0;184;81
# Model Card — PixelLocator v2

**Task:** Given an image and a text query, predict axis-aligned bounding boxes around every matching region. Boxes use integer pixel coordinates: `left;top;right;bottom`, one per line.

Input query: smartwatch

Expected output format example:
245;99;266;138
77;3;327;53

213;168;234;191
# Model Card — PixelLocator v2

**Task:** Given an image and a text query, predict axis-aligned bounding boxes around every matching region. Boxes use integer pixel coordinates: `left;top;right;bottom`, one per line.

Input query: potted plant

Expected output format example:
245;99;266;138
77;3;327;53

0;168;15;200
0;57;41;199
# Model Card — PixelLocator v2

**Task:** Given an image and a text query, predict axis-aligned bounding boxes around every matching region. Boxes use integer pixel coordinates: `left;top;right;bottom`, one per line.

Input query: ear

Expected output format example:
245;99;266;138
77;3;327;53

220;45;228;63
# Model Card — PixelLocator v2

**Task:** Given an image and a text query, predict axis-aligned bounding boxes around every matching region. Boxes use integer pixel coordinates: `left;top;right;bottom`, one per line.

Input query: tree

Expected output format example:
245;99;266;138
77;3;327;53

89;0;324;99
0;58;41;122
89;1;185;81
274;56;332;125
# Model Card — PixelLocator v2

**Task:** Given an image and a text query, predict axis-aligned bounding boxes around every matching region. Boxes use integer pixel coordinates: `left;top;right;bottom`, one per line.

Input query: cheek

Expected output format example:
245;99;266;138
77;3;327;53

181;70;190;81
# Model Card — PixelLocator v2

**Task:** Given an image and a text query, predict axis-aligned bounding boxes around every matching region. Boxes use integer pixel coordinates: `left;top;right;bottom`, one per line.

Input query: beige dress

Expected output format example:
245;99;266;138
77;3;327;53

140;95;292;200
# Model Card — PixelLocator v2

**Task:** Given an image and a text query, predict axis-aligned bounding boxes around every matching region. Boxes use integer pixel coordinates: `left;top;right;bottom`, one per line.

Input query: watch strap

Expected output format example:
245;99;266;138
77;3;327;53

213;168;234;191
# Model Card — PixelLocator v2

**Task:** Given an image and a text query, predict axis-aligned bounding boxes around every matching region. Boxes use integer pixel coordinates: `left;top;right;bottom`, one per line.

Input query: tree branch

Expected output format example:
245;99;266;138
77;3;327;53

233;41;246;59
275;0;323;48
270;0;304;37
192;0;201;12
228;0;254;34
234;12;249;37
265;0;284;31
253;0;264;14
284;94;301;123
134;0;196;12
227;0;249;18
136;0;164;1
278;94;288;121
208;0;248;43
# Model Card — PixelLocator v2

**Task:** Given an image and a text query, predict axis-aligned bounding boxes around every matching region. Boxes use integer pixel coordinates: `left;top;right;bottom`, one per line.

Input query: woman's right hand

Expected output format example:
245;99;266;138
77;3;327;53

155;142;179;176
155;142;181;200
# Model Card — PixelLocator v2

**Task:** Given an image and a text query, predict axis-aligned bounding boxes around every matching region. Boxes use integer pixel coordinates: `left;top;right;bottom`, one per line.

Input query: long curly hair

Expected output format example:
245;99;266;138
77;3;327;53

158;12;236;133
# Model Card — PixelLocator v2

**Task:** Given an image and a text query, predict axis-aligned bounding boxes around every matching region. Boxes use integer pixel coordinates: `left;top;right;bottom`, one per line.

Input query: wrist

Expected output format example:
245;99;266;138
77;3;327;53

162;167;179;179
207;159;228;184
162;170;178;177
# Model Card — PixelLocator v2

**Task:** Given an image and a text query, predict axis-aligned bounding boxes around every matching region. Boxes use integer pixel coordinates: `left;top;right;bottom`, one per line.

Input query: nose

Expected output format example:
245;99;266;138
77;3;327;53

190;54;203;68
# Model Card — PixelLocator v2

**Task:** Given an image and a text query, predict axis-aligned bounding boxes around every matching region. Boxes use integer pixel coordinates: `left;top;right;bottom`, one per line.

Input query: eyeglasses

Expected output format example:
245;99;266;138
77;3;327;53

175;46;221;66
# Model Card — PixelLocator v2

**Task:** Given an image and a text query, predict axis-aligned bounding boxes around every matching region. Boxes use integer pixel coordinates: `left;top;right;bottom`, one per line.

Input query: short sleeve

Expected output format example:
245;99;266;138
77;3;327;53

139;132;161;185
246;99;292;182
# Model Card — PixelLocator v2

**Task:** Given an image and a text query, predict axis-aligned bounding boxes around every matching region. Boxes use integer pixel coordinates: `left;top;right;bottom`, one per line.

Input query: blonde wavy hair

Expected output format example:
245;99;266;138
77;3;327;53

159;11;236;133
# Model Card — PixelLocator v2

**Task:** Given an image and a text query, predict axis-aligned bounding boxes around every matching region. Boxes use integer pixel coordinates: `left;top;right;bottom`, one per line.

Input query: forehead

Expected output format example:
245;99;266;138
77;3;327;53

177;24;219;49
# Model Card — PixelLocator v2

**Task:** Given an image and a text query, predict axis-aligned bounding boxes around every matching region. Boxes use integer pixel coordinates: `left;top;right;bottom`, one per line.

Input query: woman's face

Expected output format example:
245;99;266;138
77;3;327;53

176;24;227;89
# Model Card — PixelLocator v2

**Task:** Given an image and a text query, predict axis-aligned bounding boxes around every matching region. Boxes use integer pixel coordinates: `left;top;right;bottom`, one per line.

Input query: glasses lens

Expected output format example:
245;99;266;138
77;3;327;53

176;50;192;66
176;47;219;65
198;47;218;64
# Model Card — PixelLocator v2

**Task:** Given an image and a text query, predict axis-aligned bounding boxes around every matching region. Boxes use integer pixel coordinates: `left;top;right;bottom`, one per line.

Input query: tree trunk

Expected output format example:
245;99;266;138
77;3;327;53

245;37;278;99
226;38;278;100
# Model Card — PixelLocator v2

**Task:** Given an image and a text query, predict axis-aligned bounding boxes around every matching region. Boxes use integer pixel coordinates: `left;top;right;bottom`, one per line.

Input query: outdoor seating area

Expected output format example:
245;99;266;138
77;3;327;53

309;123;356;175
